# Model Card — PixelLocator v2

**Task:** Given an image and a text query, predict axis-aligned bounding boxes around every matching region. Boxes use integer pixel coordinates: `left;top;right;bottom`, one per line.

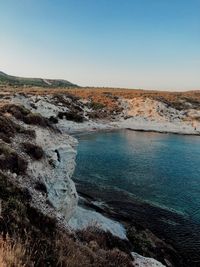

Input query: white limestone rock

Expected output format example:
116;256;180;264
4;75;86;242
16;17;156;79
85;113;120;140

132;252;166;267
27;127;78;221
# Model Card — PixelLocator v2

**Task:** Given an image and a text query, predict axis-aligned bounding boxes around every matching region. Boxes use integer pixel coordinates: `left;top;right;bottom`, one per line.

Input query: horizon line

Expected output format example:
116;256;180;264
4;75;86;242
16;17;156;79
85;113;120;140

1;69;199;93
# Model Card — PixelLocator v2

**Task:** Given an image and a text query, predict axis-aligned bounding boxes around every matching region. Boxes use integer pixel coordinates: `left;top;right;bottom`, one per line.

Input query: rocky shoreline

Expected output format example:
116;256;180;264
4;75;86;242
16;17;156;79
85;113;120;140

10;90;200;137
75;179;200;267
0;90;200;266
0;92;167;266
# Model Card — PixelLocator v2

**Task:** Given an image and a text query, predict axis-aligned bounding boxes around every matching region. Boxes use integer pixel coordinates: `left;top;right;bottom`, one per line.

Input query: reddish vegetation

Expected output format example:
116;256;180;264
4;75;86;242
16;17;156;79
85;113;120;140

1;86;200;112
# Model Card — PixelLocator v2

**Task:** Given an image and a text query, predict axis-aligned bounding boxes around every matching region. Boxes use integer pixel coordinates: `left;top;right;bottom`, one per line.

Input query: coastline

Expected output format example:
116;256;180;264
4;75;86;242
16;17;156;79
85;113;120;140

62;116;200;137
8;92;200;266
12;92;200;137
73;163;200;267
71;128;200;267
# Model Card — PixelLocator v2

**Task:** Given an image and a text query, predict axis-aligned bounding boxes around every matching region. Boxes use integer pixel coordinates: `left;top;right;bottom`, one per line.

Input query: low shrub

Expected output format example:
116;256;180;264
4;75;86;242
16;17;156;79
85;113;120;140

49;116;58;124
23;113;51;127
127;226;151;257
0;114;34;143
53;93;80;105
1;103;30;118
58;111;84;122
0;142;28;174
34;181;47;195
21;142;44;160
1;104;52;128
88;101;105;110
76;226;132;253
87;110;108;119
0;170;134;266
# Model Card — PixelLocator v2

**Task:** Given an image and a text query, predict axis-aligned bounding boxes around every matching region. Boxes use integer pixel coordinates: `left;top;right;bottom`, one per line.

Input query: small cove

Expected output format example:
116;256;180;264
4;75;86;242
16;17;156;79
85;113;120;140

73;129;200;265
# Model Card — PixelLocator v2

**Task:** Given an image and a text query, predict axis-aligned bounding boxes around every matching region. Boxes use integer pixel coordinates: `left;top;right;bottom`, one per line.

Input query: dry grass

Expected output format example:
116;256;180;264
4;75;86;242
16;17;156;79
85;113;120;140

1;86;199;112
47;230;133;267
0;231;133;267
0;235;33;267
0;169;134;267
0;86;198;266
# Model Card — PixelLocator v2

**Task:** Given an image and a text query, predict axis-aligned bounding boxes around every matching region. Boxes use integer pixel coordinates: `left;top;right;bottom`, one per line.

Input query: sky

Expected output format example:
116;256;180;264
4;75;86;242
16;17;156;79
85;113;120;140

0;0;200;90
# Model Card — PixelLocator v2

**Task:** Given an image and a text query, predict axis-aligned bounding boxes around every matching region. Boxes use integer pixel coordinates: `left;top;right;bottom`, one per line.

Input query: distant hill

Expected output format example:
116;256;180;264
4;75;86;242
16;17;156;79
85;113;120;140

0;71;78;88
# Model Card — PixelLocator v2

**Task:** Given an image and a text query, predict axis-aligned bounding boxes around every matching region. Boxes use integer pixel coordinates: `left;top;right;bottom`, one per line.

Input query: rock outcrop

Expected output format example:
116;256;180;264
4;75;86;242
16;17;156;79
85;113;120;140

27;126;78;221
0;99;78;224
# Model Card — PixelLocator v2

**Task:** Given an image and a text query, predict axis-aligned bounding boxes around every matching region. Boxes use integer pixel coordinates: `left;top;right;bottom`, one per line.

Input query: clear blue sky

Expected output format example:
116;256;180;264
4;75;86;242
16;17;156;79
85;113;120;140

0;0;199;90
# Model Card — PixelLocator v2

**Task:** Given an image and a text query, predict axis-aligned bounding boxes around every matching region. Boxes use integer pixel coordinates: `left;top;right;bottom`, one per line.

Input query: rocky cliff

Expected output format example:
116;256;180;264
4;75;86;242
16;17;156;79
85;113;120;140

2;91;188;266
0;98;78;224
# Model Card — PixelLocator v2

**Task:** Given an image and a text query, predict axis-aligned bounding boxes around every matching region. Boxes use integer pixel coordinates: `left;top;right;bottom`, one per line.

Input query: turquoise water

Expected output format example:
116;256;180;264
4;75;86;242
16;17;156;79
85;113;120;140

74;130;200;222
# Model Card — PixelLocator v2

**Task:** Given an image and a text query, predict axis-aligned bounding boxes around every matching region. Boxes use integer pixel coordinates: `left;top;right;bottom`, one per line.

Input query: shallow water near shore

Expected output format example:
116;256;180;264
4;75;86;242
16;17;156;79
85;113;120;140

73;129;200;264
74;130;200;220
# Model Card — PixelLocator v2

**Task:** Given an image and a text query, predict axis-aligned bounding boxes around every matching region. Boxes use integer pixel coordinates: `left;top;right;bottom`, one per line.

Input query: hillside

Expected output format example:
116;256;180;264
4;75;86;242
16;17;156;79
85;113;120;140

0;86;199;266
0;71;78;88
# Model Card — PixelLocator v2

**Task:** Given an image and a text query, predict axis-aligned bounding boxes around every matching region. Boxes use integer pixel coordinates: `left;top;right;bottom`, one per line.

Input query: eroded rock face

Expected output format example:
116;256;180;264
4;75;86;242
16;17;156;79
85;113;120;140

120;97;184;122
132;252;166;267
3;93;168;266
27;127;78;221
0;95;79;223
